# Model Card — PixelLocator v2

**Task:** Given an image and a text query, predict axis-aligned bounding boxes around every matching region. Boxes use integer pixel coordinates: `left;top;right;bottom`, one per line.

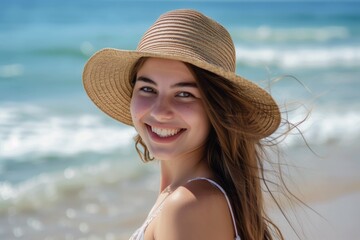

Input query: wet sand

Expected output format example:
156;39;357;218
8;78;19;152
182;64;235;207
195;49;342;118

269;144;360;240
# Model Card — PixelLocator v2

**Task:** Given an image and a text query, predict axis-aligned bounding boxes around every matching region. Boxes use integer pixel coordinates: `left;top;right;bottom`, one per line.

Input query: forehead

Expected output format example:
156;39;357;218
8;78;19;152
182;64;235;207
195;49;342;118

137;58;196;82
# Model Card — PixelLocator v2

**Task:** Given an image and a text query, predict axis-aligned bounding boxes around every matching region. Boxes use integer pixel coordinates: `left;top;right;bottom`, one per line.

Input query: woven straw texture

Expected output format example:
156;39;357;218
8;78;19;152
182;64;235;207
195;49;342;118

83;9;280;138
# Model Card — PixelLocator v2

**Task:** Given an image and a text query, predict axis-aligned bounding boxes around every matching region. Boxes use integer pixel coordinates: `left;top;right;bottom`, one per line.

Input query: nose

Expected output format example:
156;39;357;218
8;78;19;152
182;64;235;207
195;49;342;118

150;95;174;121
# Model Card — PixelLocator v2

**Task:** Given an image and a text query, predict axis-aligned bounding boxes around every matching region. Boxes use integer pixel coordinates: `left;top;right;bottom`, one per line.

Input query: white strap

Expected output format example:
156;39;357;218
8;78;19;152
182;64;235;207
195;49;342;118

187;177;240;240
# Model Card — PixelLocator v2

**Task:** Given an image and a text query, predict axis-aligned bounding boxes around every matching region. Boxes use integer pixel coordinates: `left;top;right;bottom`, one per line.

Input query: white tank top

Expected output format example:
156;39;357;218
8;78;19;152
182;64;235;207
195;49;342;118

129;177;241;240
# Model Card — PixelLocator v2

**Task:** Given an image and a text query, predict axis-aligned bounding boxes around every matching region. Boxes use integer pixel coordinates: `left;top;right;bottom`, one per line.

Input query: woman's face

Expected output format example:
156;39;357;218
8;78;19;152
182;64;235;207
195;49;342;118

130;58;210;161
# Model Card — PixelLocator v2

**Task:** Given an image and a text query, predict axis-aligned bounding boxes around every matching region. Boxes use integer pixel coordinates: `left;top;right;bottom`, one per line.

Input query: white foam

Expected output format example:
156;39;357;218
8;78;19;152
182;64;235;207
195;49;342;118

1;103;359;158
236;45;360;69
280;109;360;147
233;26;350;42
0;160;139;212
0;104;136;158
80;41;95;56
0;64;24;78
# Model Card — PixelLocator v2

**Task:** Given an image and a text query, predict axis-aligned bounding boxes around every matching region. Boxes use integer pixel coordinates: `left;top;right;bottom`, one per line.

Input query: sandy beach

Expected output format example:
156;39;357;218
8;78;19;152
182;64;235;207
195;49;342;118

269;144;360;240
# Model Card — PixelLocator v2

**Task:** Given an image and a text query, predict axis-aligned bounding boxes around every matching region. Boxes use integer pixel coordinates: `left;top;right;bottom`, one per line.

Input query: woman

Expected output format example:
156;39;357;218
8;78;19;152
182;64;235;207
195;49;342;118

83;9;290;240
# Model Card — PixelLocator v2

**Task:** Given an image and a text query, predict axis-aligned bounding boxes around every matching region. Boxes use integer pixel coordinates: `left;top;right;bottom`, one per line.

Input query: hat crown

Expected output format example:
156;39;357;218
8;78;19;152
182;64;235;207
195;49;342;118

137;9;236;72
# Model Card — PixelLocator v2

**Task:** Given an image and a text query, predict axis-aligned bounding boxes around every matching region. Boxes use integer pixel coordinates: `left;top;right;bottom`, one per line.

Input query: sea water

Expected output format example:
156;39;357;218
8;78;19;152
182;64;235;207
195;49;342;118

1;1;360;239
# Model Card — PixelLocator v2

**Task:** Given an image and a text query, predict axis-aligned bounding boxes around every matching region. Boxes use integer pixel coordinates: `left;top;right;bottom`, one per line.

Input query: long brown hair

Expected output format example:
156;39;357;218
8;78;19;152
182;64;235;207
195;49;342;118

130;57;300;240
189;64;286;240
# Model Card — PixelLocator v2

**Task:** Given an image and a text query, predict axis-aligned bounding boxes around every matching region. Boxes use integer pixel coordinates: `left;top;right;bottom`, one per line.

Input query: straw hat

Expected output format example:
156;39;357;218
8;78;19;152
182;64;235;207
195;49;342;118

83;9;280;138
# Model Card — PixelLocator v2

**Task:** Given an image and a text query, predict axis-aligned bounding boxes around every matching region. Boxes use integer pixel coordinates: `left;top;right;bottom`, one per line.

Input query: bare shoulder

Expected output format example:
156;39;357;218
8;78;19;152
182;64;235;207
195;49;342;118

154;179;235;240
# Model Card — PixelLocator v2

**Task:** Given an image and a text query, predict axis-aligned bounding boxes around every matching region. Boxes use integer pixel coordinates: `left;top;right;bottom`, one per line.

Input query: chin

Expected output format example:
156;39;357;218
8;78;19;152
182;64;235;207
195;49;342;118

149;151;174;161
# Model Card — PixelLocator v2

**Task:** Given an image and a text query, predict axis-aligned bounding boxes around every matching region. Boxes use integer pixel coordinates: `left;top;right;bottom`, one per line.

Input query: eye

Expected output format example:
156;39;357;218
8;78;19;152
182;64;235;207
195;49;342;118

177;92;194;98
140;86;156;93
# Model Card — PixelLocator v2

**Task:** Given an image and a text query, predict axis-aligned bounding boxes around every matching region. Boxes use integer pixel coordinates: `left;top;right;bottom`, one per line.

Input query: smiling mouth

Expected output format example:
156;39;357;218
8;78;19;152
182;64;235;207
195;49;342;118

149;125;185;138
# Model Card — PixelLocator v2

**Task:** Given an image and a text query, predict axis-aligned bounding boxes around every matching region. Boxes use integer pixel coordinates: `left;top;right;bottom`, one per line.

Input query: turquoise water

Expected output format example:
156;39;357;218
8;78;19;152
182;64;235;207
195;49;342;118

1;1;360;239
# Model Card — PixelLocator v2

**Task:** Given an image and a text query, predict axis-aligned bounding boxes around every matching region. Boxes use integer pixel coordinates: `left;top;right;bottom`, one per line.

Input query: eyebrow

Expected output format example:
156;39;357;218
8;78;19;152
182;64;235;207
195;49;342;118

136;76;198;88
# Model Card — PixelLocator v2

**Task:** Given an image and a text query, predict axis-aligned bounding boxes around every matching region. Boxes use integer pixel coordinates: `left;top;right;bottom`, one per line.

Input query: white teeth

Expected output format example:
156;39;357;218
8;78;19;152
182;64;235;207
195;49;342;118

151;126;181;138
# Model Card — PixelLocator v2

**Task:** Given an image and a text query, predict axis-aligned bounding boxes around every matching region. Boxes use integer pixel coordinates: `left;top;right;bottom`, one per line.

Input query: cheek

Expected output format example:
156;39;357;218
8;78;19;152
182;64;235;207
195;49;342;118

197;104;211;136
198;111;211;137
130;97;142;125
182;104;210;133
130;96;151;124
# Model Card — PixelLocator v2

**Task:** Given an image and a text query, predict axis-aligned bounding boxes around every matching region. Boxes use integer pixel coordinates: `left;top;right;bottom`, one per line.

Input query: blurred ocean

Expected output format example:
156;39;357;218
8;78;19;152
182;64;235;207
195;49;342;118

1;1;360;239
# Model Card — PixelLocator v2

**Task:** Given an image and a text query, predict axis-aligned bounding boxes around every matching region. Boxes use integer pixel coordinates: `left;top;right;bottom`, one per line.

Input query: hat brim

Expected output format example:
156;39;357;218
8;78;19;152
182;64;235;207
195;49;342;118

83;48;280;138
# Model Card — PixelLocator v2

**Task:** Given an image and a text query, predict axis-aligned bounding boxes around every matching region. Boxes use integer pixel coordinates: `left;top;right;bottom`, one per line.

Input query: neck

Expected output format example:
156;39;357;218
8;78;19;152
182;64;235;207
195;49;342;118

158;150;213;192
